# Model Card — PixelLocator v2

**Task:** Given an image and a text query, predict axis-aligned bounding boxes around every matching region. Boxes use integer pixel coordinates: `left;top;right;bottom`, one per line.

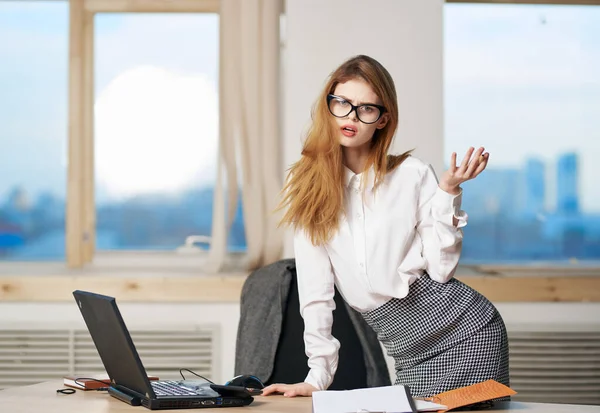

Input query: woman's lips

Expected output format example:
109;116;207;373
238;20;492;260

341;124;357;137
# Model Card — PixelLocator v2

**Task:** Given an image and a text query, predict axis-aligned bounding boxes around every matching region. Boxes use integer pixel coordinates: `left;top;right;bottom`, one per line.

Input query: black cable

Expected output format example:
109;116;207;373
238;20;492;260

179;368;214;383
56;377;110;395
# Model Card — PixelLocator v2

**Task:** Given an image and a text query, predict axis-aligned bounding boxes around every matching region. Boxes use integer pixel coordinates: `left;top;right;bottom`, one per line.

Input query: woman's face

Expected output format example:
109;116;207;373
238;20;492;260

330;78;389;151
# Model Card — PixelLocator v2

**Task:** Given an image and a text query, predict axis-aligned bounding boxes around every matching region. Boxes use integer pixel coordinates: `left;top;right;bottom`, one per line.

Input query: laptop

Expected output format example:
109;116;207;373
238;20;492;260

73;290;253;410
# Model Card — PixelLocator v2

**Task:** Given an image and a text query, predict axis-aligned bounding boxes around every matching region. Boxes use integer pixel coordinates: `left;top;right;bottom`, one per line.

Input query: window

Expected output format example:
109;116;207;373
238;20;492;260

444;3;600;263
0;0;247;268
94;13;245;253
0;1;69;261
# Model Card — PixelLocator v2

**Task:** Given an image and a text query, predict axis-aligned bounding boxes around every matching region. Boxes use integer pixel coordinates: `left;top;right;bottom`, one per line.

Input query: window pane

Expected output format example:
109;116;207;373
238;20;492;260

0;2;68;261
445;4;600;263
94;13;246;252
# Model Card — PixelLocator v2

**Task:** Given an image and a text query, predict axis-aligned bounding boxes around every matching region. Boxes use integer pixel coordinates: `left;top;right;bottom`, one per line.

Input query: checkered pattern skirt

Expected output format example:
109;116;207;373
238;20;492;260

361;274;510;398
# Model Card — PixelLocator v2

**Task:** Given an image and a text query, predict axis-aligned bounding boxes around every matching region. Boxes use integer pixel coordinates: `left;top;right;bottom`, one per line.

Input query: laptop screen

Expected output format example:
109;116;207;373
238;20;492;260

73;290;154;398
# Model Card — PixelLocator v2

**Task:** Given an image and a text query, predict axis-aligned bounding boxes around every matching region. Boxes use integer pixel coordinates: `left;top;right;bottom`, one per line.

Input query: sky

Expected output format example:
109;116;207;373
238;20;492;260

444;4;600;212
0;4;219;204
0;2;599;211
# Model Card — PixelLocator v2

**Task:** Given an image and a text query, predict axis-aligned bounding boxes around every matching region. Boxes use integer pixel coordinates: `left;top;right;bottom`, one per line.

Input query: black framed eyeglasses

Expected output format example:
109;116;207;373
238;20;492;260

327;94;386;124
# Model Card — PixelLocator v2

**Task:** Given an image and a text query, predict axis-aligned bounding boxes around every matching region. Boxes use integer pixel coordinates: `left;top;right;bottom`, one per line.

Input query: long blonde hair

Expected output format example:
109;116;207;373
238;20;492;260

278;55;411;245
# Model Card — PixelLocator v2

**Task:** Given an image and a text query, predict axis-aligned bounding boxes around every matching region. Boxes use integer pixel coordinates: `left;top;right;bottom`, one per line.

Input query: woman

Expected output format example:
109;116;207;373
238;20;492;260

263;55;509;398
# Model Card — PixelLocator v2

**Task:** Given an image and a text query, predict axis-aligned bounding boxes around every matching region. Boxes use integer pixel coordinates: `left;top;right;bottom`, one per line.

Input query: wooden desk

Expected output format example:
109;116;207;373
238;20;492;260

1;381;599;413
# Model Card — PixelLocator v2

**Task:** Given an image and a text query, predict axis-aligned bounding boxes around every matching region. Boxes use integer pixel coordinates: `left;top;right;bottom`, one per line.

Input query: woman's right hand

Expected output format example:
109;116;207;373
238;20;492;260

261;382;318;397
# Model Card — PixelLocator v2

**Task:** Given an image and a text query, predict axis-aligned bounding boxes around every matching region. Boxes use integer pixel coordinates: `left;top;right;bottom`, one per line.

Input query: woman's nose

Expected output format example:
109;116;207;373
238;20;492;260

346;108;358;121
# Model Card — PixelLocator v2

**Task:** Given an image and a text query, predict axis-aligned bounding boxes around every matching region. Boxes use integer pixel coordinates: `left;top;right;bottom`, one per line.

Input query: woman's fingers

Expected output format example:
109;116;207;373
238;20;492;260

261;384;289;396
459;147;475;171
449;152;457;173
465;147;485;177
473;153;489;177
262;382;317;397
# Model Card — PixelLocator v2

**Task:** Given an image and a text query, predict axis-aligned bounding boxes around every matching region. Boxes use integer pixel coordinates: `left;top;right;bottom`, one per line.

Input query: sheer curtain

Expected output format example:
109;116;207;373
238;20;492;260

207;0;284;272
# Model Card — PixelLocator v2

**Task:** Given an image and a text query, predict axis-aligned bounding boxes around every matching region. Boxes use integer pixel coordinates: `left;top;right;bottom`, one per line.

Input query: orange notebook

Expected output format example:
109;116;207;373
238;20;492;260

63;375;159;390
429;380;517;412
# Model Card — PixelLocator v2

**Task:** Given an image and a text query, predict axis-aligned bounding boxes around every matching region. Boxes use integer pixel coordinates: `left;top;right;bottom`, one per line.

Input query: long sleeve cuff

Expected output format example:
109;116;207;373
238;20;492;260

432;186;468;228
304;368;333;391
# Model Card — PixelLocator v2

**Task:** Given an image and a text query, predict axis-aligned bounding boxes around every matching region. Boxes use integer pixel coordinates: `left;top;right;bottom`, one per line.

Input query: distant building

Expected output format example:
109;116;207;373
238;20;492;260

462;168;520;218
556;152;579;215
523;158;545;218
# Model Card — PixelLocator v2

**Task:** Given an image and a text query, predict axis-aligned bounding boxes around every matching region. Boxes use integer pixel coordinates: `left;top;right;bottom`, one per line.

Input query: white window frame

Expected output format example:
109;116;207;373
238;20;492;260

67;0;223;269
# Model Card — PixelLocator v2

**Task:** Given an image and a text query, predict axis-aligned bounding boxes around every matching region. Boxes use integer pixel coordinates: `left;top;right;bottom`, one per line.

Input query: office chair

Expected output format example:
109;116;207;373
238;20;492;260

265;269;368;390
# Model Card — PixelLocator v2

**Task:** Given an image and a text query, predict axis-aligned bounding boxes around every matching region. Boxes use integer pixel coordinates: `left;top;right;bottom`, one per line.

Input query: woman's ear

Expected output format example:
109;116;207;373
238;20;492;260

376;113;390;130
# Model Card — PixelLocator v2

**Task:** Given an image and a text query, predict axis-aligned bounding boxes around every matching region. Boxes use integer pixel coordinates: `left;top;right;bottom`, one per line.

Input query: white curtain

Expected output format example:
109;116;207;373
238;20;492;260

207;0;284;272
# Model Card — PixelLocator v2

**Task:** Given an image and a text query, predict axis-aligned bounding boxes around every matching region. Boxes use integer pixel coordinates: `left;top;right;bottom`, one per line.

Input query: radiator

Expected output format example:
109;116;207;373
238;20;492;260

508;327;600;405
0;326;219;390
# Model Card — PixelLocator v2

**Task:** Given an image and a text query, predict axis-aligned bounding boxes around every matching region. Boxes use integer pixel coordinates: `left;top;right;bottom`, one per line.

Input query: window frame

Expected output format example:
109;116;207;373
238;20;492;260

67;0;221;268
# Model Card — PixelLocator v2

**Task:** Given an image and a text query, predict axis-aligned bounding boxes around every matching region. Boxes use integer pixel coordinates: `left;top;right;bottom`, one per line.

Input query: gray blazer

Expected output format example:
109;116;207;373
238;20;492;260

234;258;391;388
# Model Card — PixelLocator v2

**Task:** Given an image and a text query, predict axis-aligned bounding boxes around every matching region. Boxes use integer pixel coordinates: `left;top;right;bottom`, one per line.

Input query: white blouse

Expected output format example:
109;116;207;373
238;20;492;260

293;156;468;391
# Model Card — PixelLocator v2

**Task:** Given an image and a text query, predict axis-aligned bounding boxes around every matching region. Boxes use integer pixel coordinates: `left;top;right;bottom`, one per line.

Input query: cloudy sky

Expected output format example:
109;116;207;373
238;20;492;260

0;4;219;203
444;4;600;212
0;2;598;211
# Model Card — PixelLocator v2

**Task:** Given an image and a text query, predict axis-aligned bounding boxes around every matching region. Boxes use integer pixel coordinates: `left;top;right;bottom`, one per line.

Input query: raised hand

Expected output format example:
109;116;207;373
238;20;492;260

439;147;489;195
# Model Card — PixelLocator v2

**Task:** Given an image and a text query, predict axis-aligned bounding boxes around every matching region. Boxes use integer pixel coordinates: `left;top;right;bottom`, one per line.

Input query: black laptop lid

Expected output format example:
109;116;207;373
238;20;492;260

73;290;155;398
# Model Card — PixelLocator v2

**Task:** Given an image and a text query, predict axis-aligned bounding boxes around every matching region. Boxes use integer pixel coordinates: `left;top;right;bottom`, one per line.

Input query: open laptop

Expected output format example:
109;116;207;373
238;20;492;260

73;290;253;410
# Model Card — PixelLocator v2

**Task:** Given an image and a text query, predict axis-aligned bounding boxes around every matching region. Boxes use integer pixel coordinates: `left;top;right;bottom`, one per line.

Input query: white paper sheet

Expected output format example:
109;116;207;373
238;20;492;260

311;386;447;413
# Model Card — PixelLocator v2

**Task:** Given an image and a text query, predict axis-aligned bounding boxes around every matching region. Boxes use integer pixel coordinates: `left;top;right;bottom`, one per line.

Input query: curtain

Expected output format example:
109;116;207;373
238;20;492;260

207;0;284;272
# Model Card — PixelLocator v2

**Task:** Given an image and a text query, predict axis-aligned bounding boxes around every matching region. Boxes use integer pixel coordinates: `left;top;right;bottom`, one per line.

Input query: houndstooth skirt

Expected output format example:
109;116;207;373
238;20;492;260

361;274;510;398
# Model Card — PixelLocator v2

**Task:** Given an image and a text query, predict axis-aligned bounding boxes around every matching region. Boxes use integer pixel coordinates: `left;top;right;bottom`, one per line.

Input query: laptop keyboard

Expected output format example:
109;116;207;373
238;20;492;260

151;380;200;396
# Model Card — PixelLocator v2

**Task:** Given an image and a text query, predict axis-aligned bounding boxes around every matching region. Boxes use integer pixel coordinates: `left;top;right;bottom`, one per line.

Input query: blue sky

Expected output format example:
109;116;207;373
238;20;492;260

0;2;599;211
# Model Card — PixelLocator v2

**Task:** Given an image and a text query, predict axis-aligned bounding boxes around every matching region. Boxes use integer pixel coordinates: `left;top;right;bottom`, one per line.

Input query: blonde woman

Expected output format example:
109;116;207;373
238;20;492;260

263;55;508;398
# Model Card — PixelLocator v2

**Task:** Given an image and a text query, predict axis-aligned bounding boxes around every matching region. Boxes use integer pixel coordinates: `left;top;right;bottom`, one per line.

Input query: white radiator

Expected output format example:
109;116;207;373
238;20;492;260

507;326;600;405
0;326;219;390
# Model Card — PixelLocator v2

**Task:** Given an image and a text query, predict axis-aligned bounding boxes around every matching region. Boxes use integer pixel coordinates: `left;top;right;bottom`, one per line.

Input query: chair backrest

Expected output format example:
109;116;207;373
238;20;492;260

266;269;368;390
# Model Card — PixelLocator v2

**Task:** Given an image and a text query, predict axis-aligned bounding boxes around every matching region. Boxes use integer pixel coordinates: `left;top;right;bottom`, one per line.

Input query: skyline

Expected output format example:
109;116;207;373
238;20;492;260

1;150;598;261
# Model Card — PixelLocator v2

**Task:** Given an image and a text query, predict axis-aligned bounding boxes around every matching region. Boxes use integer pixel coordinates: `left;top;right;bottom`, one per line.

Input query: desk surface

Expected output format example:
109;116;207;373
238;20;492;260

1;381;599;413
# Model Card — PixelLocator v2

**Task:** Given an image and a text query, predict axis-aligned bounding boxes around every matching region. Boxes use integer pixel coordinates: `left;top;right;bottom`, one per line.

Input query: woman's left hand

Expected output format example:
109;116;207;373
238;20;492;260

439;147;489;195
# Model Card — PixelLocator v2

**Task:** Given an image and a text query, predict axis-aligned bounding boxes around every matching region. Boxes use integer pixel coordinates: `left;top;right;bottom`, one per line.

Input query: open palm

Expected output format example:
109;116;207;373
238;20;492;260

439;147;489;194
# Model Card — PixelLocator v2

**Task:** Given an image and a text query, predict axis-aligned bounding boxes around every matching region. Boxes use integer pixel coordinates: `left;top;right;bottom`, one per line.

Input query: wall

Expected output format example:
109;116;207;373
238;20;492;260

282;0;445;257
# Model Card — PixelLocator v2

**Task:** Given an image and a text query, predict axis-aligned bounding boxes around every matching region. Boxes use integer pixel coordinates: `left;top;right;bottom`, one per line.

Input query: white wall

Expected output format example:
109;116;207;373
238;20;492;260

282;0;444;257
